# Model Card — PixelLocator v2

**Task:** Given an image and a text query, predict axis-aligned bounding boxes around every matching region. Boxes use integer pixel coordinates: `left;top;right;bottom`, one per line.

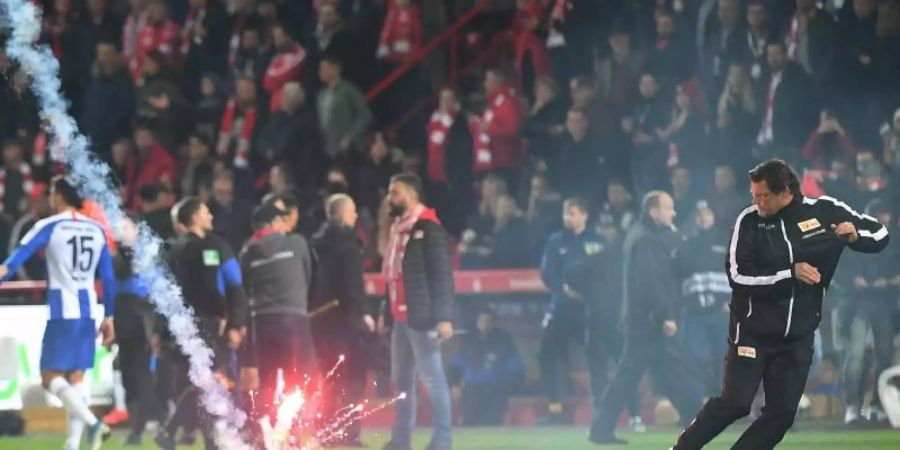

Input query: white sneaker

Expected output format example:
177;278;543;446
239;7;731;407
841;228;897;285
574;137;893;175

629;416;647;433
867;405;888;422
845;406;861;425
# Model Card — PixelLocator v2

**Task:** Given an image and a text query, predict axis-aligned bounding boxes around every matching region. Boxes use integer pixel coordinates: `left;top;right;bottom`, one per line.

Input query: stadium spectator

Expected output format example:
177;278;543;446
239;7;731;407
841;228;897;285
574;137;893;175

595;26;642;120
552;108;606;201
130;126;176;210
192;74;226;140
471;69;525;191
644;11;694;93
80;42;135;158
698;0;744;99
755;41;816;165
883;106;900;172
217;76;261;169
840;198;898;424
309;3;361;89
123;0;150;81
181;133;216;198
426;88;473;237
509;0;553;97
0;140;34;219
180;0;230;99
786;0;837;90
354;133;404;219
135;0;180;80
669;166;700;230
523;76;565;169
659;83;709;184
75;0;122;88
231;25;272;84
676;201;731;396
595;179;637;242
264;23;307;112
459;193;527;269
625;72;669;195
377;0;423;65
449;308;524;426
801;110;858;169
708;165;745;228
525;174;563;262
208;169;253;252
138;183;175;241
316;55;373;158
743;0;773;86
715;63;758;172
135;51;189;150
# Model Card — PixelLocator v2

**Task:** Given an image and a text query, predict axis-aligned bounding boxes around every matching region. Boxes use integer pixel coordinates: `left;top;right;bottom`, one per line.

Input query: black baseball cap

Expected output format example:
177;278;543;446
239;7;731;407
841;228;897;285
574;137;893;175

252;203;289;227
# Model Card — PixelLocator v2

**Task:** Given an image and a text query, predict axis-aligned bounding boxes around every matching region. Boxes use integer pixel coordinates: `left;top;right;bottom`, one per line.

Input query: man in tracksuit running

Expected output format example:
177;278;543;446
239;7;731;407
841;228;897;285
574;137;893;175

672;159;890;450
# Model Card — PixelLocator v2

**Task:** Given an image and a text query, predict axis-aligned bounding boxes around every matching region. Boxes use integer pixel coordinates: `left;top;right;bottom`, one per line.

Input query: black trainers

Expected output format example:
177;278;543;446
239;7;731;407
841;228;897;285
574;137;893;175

154;431;176;450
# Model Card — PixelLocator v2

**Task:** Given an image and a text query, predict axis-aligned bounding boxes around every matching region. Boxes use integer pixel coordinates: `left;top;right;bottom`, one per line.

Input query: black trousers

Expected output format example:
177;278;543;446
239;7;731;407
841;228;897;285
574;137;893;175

119;337;160;436
538;317;584;405
673;338;814;450
163;315;222;448
591;332;704;438
252;314;319;421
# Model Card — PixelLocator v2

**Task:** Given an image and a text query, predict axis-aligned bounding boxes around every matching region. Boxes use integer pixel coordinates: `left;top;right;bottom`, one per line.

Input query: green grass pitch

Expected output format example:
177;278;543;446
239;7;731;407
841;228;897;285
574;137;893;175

1;427;899;450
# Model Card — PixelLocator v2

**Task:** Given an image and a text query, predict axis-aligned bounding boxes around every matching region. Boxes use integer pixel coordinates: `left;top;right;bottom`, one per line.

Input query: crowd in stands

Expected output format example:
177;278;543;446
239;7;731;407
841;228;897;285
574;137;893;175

1;0;900;426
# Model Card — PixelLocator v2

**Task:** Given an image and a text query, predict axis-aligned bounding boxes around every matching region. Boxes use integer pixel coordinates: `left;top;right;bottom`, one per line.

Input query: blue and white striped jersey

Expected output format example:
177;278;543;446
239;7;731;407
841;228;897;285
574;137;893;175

2;211;117;320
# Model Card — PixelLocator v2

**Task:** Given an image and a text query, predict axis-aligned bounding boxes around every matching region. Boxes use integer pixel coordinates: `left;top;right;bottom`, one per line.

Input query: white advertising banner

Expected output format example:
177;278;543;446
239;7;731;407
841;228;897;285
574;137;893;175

0;305;115;410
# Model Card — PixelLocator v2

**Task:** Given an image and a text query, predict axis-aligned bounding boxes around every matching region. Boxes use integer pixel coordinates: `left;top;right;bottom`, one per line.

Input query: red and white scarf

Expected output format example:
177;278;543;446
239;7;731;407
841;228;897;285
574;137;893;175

217;99;258;168
427;110;455;183
0;163;34;213
382;205;441;322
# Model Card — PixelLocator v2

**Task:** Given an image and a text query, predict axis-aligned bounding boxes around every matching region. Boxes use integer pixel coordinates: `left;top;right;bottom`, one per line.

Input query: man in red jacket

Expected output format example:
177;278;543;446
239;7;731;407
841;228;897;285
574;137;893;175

264;23;306;112
470;69;525;193
135;0;180;79
376;0;423;65
131;126;175;211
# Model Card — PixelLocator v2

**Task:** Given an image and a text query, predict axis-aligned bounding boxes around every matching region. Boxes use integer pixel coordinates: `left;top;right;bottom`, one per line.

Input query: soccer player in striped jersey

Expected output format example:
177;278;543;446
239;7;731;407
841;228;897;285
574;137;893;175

0;177;117;450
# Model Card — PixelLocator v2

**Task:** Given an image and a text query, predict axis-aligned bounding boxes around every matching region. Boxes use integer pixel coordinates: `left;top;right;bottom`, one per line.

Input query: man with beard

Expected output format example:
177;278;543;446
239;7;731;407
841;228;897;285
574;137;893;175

379;172;454;450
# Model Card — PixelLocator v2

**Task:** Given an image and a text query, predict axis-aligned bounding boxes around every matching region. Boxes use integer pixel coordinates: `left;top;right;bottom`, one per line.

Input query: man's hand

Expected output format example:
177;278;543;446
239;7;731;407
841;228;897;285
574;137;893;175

663;320;678;337
363;315;376;333
854;276;869;289
873;278;889;289
99;318;115;349
377;315;390;335
795;262;822;285
832;222;858;244
436;321;454;342
0;265;8;280
562;284;583;301
226;327;244;349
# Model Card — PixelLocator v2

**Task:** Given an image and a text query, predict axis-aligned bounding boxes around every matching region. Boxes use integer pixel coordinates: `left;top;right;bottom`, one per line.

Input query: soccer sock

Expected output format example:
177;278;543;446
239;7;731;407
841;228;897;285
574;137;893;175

113;370;127;411
48;377;98;427
64;383;89;448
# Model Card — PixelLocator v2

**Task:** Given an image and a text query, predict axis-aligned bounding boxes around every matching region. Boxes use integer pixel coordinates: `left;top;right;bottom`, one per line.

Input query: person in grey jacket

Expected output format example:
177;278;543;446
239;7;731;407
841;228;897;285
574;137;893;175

239;202;319;424
316;55;373;158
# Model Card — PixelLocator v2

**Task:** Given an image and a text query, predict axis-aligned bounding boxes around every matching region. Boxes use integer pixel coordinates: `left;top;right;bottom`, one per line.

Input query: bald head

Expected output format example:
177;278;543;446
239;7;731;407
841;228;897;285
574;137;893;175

326;193;358;228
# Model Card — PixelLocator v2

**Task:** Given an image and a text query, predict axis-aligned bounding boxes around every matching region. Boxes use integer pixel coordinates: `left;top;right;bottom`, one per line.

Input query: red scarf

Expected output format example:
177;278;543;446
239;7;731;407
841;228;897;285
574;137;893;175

0;163;34;213
427;110;456;183
217;99;258;168
382;205;441;322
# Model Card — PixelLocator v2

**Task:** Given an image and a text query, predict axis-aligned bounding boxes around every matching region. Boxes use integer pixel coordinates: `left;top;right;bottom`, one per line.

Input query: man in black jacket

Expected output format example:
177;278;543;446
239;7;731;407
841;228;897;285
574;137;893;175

676;201;732;396
156;197;247;450
379;172;454;450
672;160;890;449
239;202;318;426
312;194;374;446
590;191;704;445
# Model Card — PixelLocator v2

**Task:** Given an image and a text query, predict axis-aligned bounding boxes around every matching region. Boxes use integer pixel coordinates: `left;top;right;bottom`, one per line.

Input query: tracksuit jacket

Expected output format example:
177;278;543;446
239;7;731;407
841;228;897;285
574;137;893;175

726;195;889;347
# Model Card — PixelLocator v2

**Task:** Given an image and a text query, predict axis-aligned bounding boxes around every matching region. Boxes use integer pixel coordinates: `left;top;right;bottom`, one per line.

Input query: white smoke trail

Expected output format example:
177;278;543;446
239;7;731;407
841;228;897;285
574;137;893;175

0;1;249;447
